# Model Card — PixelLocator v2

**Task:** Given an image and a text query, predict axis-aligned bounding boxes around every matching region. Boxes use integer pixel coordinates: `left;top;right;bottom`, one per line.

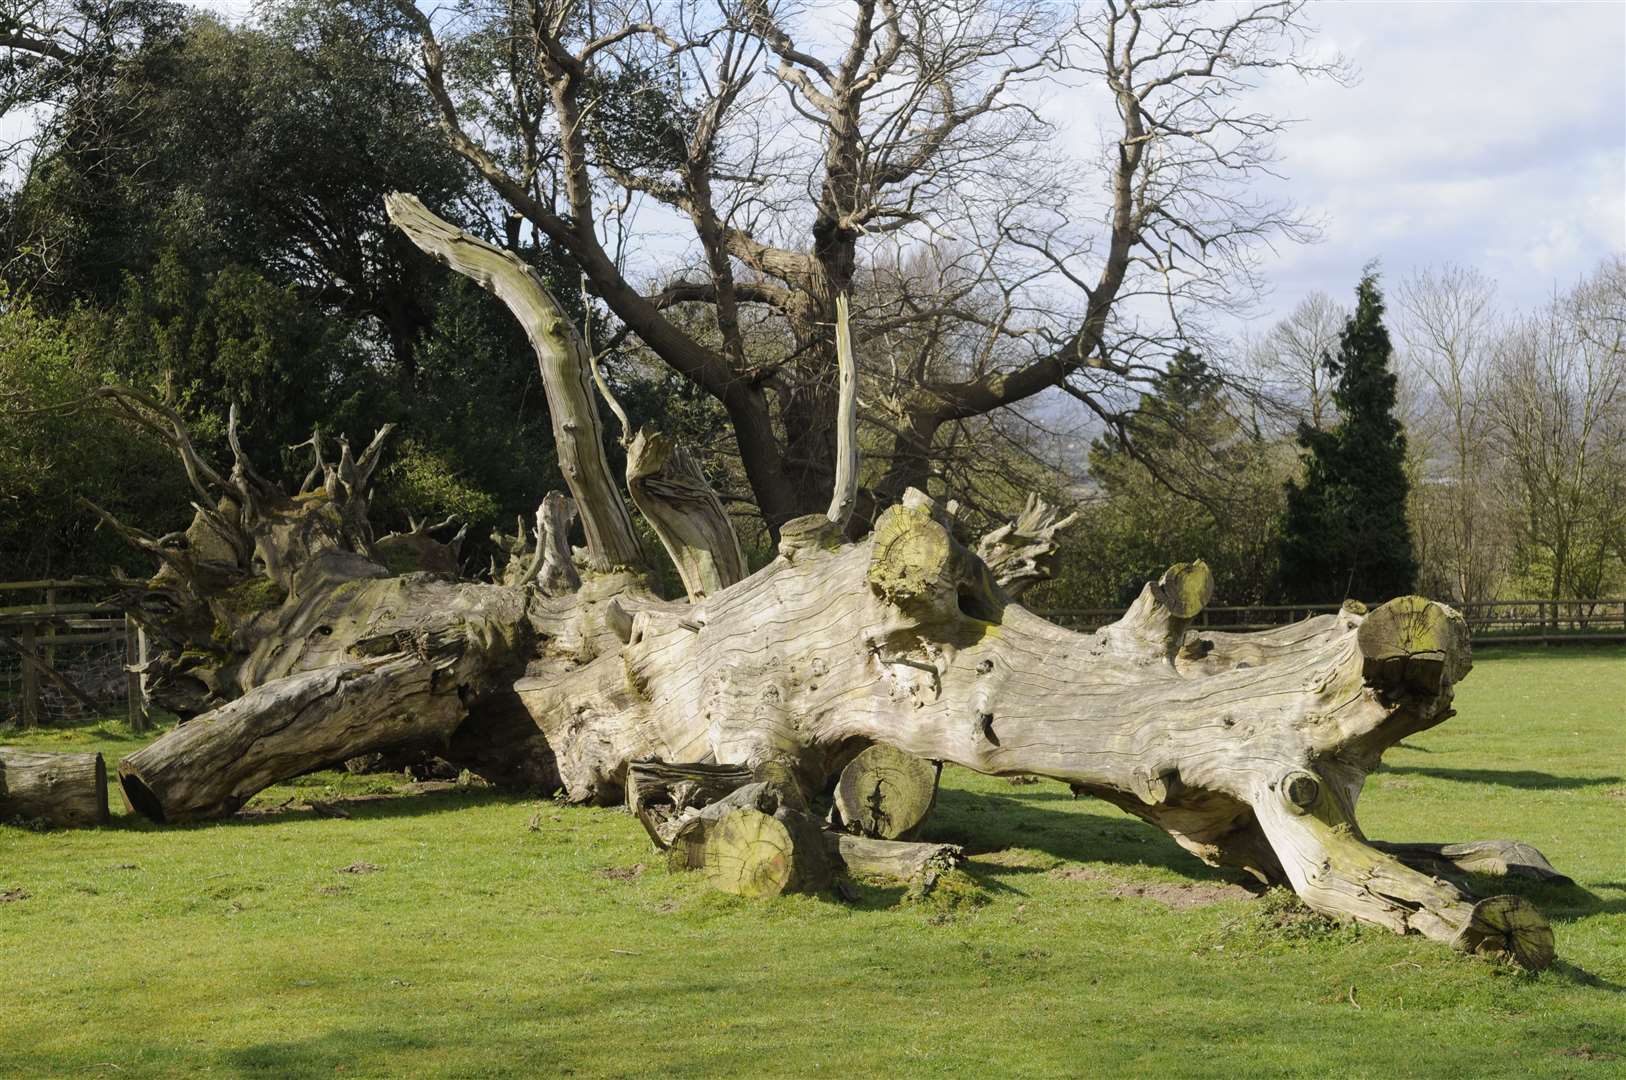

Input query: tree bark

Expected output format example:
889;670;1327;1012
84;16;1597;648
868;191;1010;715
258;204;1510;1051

0;749;110;828
825;833;963;884
626;428;746;601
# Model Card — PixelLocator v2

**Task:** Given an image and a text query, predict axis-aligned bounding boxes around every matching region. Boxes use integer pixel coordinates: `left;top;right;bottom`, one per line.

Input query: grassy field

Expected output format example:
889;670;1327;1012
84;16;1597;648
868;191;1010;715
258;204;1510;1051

2;645;1623;1079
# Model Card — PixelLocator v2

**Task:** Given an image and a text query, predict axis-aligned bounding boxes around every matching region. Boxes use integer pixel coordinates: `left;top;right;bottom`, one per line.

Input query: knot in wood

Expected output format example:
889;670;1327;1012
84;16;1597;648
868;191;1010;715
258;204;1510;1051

1281;770;1321;814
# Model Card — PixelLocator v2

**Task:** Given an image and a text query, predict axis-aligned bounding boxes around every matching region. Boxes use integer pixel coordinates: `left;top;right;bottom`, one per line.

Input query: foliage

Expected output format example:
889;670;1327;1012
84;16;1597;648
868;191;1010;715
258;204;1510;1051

1033;351;1293;608
1281;271;1418;603
0;292;187;576
2;647;1623;1077
1;6;663;571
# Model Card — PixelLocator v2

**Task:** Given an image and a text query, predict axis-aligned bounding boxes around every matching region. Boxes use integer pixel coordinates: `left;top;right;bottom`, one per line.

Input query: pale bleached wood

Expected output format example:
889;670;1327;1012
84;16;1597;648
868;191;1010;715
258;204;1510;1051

385;193;643;574
976;494;1081;598
824;833;963;883
826;293;859;530
537;492;582;596
626;427;746;601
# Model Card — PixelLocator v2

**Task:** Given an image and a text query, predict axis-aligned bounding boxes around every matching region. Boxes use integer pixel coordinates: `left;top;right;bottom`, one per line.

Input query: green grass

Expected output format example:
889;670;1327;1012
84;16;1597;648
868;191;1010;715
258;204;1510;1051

2;647;1623;1079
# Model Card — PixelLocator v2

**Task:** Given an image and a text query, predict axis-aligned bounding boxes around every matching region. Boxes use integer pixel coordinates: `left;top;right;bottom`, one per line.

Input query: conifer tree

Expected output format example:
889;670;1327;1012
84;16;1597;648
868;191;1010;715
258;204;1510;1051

1280;270;1418;602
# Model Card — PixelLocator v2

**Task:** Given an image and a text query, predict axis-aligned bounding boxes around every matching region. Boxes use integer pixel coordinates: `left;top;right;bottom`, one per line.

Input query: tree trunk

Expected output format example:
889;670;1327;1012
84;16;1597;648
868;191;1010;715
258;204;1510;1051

0;748;110;828
824;833;963;884
88;193;1564;972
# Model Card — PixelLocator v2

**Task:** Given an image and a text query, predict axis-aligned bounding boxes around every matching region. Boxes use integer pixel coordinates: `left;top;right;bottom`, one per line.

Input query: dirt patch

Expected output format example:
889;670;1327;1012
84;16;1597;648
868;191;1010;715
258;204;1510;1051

1556;1046;1619;1062
337;861;382;875
0;887;29;903
1111;881;1256;910
1005;775;1041;786
597;863;646;882
975;848;1053;869
317;884;349;897
1606;788;1626;800
1050;867;1104;882
1049;866;1256;909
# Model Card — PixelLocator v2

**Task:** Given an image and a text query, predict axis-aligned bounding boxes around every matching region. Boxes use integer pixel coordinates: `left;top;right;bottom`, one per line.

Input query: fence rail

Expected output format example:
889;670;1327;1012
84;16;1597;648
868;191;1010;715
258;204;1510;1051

1037;598;1626;644
0;578;147;731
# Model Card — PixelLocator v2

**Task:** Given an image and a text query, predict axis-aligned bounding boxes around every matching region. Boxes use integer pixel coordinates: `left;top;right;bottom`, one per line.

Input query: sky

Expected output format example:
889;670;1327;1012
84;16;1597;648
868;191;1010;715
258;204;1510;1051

1238;0;1625;325
3;0;1621;328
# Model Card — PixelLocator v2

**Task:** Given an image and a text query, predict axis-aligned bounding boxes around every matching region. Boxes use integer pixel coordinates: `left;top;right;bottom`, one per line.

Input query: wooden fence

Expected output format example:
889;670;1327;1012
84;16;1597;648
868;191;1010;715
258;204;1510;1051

1039;598;1626;644
0;579;149;730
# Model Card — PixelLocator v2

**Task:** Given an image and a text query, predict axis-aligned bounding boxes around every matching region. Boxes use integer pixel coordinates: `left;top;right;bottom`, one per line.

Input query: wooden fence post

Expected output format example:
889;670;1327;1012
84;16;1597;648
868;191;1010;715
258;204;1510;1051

19;621;41;728
125;615;150;733
43;587;58;670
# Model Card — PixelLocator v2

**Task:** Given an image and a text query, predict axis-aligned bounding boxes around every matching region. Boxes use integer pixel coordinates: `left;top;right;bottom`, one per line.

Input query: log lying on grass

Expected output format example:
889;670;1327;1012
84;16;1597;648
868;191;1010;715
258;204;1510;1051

0;748;110;827
824;833;964;884
88;192;1565;971
1372;840;1574;885
645;760;960;895
703;806;833;898
832;743;940;839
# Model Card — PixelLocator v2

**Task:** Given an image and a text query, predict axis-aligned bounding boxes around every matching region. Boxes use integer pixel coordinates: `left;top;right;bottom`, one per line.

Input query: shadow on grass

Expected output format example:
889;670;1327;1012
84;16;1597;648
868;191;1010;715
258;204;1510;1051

1548;960;1626;994
922;785;1245;885
100;785;526;832
1450;872;1626;926
1379;766;1621;790
221;1026;571;1079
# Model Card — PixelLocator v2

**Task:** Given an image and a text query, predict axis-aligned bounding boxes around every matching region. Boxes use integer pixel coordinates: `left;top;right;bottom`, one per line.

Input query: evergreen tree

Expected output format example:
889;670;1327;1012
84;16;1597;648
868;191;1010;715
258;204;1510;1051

1280;270;1418;602
1062;349;1291;607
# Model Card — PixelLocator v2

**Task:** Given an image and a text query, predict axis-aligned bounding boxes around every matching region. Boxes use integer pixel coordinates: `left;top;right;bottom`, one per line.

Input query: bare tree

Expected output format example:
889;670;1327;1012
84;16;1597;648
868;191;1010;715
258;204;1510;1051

1247;289;1344;432
1488;259;1626;600
377;0;1345;534
1395;264;1508;604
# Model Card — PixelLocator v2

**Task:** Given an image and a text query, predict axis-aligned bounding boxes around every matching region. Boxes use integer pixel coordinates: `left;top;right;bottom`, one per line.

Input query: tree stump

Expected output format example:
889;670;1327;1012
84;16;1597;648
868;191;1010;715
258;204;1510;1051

1454;895;1555;971
702;807;831;897
833;743;939;839
0;748;110;827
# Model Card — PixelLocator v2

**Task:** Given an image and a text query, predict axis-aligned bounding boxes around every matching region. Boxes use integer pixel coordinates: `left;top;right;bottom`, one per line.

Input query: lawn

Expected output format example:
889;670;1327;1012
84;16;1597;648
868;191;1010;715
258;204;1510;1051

2;646;1623;1079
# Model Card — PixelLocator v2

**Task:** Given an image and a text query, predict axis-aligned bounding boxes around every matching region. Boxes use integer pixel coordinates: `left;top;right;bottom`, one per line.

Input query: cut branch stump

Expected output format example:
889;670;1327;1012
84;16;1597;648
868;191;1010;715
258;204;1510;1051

0;748;110;827
833;744;940;839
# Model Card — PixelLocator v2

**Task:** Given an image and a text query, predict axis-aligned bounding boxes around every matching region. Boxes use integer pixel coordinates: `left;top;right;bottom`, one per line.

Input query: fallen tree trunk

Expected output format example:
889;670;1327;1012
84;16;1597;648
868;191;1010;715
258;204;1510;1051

88;193;1565;972
0;748;110;828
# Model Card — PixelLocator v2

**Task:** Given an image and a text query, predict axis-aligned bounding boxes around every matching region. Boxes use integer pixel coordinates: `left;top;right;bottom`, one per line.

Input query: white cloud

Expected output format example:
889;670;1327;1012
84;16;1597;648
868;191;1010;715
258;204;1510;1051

1241;0;1626;320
